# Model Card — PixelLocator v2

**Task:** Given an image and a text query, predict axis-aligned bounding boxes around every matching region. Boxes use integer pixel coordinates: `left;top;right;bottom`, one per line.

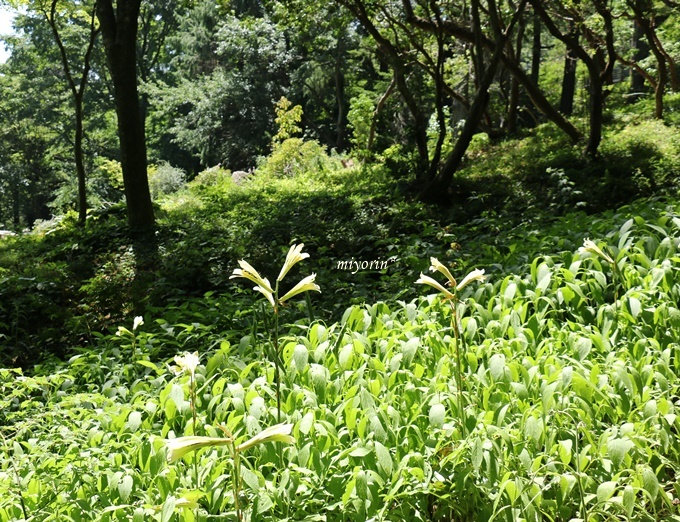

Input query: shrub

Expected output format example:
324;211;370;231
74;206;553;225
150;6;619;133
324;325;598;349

148;162;187;199
256;138;337;180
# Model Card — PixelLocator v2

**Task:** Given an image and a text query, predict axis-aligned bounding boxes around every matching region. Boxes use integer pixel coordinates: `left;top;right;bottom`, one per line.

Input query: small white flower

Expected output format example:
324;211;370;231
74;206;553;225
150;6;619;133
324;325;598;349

278;244;310;282
580;238;615;265
173;351;200;379
279;274;321;303
429;257;456;287
133;316;144;331
416;273;455;299
456;269;485;291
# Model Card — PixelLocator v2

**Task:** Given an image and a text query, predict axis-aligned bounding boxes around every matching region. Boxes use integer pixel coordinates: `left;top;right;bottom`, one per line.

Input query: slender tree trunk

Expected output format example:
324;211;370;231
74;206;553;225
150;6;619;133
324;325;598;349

630;17;648;95
586;69;604;156
335;59;346;149
559;27;578;116
74;98;87;223
46;0;98;224
96;0;155;231
531;11;541;85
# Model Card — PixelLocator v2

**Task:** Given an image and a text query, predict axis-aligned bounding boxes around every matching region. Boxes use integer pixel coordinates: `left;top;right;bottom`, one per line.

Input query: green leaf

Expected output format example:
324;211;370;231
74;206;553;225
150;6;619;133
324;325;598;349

558;439;572;465
126;411;142;432
524;416;542;443
293;344;309;370
118;475;133;502
489;354;506;381
623;485;635;516
472;437;483;471
429;403;445;428
349;446;371;457
641;467;659;501
628;297;641;318
374;441;393;476
607;438;634;468
597;481;617;503
160;496;176;522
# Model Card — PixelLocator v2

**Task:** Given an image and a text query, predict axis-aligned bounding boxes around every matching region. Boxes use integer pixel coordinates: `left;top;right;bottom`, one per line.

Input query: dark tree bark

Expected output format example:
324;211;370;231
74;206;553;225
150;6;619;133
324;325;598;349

630;15;649;95
559;23;578;116
44;0;99;224
530;10;541;85
96;0;155;231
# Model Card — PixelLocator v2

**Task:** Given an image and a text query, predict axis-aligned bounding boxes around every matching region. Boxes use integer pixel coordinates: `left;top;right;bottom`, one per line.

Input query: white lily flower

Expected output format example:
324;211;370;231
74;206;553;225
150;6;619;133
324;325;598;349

132;316;144;331
278;244;310;282
429;257;456;287
166;423;294;463
580;238;615;265
173;351;200;379
236;423;295;452
456;268;485;291
416;273;455;299
279;274;321;303
253;285;276;309
230;260;274;293
166;435;231;463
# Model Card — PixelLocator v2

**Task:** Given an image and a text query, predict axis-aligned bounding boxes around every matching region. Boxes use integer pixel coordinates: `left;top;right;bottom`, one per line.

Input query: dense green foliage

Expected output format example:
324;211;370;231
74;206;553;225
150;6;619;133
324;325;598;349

0;0;679;520
4;184;680;519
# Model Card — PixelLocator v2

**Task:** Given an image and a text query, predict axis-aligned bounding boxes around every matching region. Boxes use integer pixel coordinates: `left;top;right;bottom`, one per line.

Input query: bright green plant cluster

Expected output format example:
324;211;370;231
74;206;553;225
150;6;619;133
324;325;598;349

3;204;680;520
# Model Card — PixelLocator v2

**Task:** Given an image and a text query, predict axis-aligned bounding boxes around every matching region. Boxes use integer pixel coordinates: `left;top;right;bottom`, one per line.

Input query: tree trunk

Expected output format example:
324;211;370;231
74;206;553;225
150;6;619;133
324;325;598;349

96;0;155;231
74;98;87;223
531;11;541;85
559;27;578;116
46;0;99;225
335;57;346;150
586;72;604;156
630;17;648;96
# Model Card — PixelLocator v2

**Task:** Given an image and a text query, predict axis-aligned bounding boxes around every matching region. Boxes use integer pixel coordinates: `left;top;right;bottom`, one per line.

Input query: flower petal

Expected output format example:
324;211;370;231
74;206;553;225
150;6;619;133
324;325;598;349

166;435;231;463
456;269;485;291
580;238;614;264
236;423;295;453
133;316;144;331
429;257;456;287
278;244;310;282
230;260;274;293
253;285;276;309
174;351;200;378
415;273;455;299
279;274;321;303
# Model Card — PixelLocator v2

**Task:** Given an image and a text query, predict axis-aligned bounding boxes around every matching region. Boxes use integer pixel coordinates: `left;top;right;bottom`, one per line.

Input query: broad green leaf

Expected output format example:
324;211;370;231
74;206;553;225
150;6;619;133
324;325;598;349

623;485;635;516
429;404;445;428
607;438;634;468
489;354;506;381
628;297;641;318
472;437;483;471
126;411;142;432
641;467;659;501
524;416;542;443
160;496;176;522
118;475;133;502
375;441;393;476
597;481;617;503
558;439;572;465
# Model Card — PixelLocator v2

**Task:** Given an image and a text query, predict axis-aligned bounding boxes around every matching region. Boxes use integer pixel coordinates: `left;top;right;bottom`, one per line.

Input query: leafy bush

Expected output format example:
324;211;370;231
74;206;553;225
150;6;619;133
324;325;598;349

256;138;339;180
148;162;187;199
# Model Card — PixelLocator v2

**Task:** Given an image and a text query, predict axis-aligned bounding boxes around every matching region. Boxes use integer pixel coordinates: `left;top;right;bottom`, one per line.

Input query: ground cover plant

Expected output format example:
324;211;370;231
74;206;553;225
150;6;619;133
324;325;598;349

3;193;680;520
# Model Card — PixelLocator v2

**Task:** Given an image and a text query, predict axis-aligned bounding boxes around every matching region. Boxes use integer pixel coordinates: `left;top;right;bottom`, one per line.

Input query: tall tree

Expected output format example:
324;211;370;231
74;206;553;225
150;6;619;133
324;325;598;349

42;0;99;223
96;0;154;230
530;0;617;156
